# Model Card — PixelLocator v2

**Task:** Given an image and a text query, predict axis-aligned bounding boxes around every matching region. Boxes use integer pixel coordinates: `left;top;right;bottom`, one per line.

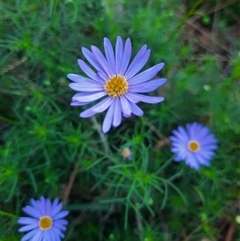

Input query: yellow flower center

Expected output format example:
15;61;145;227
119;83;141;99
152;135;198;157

188;140;200;152
104;75;128;98
39;216;53;230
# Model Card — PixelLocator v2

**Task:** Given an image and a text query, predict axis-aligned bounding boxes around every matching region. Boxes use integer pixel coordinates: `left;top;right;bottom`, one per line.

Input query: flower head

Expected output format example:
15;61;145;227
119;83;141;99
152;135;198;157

170;122;218;170
18;196;69;241
120;147;132;160
68;36;166;133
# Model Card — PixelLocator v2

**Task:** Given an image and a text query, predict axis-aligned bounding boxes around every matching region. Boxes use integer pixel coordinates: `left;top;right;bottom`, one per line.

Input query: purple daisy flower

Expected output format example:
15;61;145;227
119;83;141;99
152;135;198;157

68;36;166;133
170;122;218;170
18;196;69;241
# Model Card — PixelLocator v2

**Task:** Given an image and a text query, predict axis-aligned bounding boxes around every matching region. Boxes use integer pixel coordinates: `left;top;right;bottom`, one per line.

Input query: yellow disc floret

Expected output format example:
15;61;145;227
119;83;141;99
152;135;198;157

104;75;128;98
188;140;200;152
39;216;53;230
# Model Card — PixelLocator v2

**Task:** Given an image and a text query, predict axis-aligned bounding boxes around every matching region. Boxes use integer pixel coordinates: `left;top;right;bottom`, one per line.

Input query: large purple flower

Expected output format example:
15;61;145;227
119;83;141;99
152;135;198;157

18;196;69;241
170;122;218;170
68;36;166;133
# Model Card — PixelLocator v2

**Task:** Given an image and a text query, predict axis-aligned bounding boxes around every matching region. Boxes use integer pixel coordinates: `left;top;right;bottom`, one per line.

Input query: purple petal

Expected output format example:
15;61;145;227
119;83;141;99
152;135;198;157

120;38;132;75
19;223;39;232
53;210;69;219
197;126;210;139
202;144;218;151
126;48;150;79
71;100;91;106
68;74;98;83
104;38;116;74
77;59;103;82
173;155;183;162
54;219;68;226
185;152;200;170
82;47;101;70
177;126;190;141
102;100;115;133
140;95;164;104
124;45;147;76
97;70;108;81
186;122;200;140
200;134;218;145
129;102;143;116
125;44;150;79
43;231;52;241
72;91;106;102
122;113;131;118
125;92;164;104
47;229;60;241
18;217;38;225
29;198;37;207
31;199;45;216
51;226;65;238
71;92;96;106
120;96;131;117
177;147;189;159
21;228;39;241
172;126;189;142
128;63;164;85
80;97;113;118
198;150;216;160
67;74;85;83
124;93;139;103
69;80;103;92
40;196;47;214
51;198;59;211
112;99;122;127
22;206;41;219
51;202;63;217
195;154;210;166
171;142;187;151
91;46;111;77
31;229;44;241
115;36;124;74
46;198;51;215
53;221;67;231
186;123;217;147
128;78;167;93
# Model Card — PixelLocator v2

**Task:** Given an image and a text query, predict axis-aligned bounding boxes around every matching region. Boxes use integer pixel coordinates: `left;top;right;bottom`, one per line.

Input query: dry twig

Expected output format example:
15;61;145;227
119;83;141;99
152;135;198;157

62;163;79;205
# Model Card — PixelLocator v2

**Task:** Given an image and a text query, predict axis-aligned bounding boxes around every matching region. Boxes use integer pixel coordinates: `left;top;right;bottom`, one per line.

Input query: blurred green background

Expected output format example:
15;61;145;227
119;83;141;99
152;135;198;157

1;0;240;240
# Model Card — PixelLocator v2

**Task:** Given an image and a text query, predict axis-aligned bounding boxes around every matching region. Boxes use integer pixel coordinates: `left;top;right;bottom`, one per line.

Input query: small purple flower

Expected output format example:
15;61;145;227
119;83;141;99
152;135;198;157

18;196;69;241
170;122;218;170
68;36;166;133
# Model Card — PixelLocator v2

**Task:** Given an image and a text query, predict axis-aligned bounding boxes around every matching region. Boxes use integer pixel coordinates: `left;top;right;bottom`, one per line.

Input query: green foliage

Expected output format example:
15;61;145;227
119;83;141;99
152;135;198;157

1;0;239;240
